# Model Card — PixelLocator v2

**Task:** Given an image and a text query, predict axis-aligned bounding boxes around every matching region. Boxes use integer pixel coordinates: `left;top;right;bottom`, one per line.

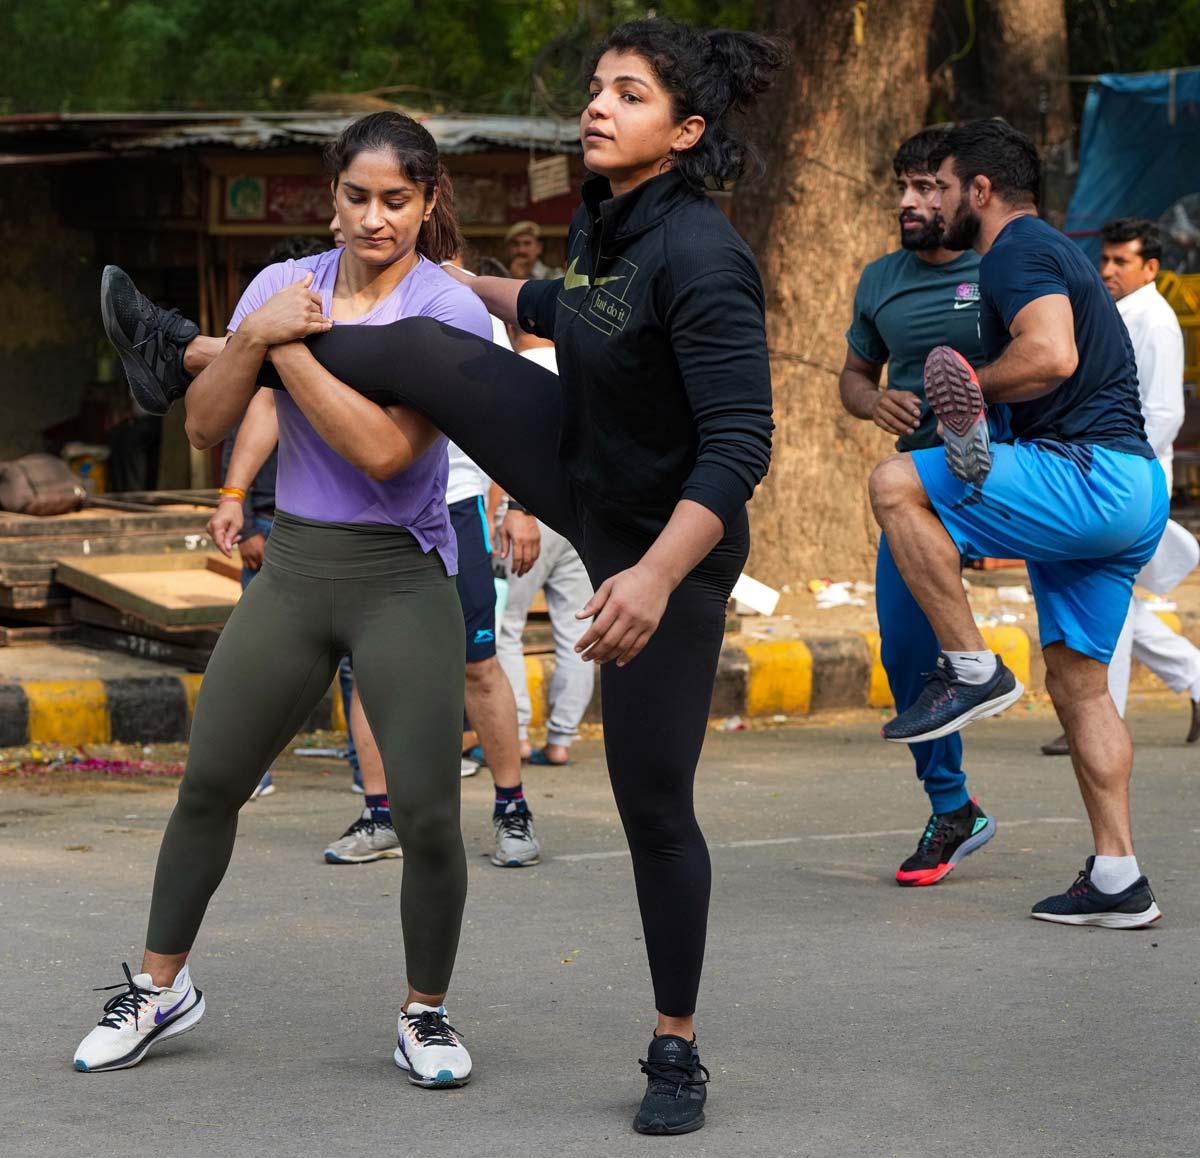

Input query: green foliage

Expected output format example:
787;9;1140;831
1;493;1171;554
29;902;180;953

1067;0;1200;75
0;0;752;115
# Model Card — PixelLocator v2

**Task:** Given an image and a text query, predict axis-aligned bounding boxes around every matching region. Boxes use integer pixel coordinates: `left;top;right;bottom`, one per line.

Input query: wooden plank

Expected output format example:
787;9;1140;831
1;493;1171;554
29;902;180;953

55;553;241;627
70;597;223;645
0;505;212;539
0;584;67;609
0;604;75;625
0;529;218;563
0;624;76;646
75;625;211;672
0;562;54;586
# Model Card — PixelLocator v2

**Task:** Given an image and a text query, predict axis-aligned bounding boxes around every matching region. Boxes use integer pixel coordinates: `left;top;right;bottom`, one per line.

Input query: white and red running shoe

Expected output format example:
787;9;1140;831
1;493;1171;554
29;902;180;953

73;962;205;1072
924;345;992;485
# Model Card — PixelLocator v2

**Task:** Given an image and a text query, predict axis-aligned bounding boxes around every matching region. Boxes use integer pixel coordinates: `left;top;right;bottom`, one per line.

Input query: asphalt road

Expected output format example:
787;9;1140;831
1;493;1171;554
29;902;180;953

1;705;1197;1157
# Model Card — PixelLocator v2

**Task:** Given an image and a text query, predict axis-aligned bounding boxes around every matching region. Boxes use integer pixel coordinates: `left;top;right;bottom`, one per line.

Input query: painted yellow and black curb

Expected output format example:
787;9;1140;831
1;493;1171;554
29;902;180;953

0;611;1189;745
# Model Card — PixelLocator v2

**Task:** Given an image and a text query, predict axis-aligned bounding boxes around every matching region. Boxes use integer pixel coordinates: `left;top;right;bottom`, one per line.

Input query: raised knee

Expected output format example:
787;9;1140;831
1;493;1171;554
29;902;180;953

868;455;912;521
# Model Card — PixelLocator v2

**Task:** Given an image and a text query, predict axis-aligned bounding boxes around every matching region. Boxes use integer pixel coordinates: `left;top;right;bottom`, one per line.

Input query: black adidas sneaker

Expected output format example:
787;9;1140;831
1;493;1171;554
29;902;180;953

1032;858;1163;929
101;265;199;415
896;798;996;886
633;1034;709;1135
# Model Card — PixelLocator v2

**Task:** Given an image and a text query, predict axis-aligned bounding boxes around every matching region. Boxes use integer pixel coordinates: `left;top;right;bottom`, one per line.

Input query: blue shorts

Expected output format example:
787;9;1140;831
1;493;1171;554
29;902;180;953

449;495;497;663
913;442;1168;662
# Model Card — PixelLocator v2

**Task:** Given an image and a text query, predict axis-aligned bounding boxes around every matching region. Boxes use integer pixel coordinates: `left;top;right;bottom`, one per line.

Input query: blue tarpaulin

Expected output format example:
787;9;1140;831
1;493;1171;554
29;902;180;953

1066;69;1200;259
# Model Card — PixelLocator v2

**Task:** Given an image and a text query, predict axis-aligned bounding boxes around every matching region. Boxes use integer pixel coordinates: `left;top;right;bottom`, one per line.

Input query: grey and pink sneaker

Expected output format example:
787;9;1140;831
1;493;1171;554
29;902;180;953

73;962;205;1072
924;345;992;484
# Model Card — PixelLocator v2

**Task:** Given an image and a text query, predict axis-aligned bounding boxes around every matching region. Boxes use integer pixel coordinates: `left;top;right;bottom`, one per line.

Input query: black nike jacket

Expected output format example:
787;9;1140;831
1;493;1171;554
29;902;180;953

517;169;774;537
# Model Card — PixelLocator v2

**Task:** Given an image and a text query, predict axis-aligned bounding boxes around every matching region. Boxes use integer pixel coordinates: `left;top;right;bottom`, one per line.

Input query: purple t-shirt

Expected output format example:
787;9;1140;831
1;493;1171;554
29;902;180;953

227;249;492;575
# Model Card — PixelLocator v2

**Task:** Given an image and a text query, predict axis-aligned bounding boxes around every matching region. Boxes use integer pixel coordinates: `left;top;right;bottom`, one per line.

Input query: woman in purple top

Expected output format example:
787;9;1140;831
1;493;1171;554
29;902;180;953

74;114;484;1088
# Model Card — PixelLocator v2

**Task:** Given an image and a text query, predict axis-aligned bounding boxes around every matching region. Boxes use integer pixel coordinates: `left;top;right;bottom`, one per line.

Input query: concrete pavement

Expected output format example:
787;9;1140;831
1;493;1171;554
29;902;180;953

1;706;1197;1157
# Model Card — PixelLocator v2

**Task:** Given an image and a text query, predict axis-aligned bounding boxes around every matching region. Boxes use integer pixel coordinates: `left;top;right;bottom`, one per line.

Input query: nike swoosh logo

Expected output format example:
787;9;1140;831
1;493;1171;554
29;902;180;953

154;990;191;1025
953;301;976;310
562;257;625;291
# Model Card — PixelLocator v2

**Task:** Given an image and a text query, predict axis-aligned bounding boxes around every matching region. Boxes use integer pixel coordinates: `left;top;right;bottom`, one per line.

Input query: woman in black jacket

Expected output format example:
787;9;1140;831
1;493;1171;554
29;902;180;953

101;18;785;1136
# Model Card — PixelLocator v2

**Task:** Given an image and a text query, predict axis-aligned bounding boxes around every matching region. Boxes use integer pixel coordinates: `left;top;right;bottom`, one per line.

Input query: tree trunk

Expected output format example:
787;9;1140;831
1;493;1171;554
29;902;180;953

977;0;1071;149
734;0;938;589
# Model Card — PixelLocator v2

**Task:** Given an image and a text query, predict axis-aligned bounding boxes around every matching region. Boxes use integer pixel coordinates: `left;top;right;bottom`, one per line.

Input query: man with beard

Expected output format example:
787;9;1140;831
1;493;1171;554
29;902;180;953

840;129;996;887
870;119;1168;928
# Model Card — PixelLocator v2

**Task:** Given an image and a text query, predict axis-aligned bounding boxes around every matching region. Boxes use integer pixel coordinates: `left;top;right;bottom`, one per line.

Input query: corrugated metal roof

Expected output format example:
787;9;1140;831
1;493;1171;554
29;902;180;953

0;111;581;156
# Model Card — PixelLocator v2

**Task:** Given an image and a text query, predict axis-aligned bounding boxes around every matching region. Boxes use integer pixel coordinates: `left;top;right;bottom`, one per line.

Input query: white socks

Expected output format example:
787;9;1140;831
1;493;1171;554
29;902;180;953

1091;855;1140;894
945;650;997;685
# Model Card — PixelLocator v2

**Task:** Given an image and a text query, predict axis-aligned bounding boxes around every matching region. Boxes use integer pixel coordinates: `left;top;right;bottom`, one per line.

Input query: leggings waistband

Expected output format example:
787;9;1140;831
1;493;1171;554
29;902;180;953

265;510;448;581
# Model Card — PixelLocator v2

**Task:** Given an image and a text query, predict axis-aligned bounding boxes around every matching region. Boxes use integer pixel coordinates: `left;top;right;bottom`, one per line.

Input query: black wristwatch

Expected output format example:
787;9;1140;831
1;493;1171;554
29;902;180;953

506;498;528;514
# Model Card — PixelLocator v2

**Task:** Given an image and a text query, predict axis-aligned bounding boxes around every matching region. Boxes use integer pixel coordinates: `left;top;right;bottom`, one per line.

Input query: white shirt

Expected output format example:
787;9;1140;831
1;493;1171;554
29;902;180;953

444;316;513;505
1117;280;1186;479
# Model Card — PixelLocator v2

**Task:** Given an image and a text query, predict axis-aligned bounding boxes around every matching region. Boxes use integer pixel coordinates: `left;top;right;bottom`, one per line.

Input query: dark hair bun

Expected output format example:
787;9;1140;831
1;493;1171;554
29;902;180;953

593;19;789;191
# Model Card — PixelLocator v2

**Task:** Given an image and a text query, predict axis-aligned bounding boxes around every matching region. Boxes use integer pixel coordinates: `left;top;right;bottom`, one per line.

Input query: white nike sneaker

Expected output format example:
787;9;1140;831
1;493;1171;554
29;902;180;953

73;962;205;1072
393;1003;472;1088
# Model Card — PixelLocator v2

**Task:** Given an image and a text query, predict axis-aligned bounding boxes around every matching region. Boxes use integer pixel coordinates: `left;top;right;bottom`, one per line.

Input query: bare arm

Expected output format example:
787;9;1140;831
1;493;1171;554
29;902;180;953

223;389;279;492
439;264;526;324
269;343;440;480
978;295;1078;404
184;273;332;449
839;348;922;437
184;330;268;450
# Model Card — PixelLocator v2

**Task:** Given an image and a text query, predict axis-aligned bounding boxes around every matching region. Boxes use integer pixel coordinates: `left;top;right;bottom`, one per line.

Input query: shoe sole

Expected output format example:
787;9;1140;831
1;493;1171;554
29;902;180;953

74;992;206;1072
925;346;992;485
250;784;276;799
1031;902;1163;929
324;848;403;864
896;816;997;886
632;1112;706;1136
393;1046;470;1088
490;854;540;867
100;266;173;417
884;679;1024;744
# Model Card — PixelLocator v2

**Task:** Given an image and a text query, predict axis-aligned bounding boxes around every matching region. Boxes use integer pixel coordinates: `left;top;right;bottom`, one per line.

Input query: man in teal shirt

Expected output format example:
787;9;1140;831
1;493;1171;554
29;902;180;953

839;129;996;886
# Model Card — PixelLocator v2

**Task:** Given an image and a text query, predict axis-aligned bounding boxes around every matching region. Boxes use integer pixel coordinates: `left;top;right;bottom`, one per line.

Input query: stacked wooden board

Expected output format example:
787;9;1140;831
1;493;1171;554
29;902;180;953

0;493;226;655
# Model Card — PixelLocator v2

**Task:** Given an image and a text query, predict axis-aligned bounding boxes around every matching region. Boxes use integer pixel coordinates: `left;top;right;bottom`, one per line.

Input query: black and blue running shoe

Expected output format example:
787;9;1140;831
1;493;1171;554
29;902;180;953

883;653;1023;744
1032;858;1163;929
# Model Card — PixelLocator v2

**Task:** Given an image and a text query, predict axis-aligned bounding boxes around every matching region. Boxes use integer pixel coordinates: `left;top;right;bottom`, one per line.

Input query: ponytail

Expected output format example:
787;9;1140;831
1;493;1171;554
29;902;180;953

325;111;463;263
590;20;790;191
419;164;462;264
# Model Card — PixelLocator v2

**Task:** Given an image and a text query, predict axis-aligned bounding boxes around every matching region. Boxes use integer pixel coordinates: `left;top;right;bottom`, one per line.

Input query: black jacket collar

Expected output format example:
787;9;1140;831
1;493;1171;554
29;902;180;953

581;169;701;244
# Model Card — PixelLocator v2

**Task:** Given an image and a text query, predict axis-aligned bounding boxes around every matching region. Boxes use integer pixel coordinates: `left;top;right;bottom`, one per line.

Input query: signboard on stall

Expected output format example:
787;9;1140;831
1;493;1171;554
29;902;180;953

216;174;331;231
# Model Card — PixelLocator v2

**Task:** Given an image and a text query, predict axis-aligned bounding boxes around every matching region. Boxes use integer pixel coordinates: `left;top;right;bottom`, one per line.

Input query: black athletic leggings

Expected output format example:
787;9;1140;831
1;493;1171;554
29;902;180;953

274;318;748;1016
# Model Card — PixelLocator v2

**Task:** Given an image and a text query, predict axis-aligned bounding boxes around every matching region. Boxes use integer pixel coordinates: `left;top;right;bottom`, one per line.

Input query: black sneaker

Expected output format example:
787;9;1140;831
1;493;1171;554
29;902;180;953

1031;858;1163;929
896;798;996;887
924;345;992;484
633;1034;709;1136
883;653;1023;744
100;265;199;415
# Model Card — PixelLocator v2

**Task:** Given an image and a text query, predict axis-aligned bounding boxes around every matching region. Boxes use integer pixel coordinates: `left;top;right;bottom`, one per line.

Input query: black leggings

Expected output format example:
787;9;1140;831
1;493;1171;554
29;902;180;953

277;318;748;1016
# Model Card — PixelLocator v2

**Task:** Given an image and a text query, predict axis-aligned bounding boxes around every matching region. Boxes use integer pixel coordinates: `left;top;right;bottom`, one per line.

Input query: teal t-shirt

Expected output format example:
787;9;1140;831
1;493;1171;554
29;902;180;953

846;249;984;451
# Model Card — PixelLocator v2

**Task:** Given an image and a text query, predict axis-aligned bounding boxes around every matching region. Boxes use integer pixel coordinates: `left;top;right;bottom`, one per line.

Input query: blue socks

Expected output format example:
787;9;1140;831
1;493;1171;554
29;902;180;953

365;793;392;825
494;783;527;818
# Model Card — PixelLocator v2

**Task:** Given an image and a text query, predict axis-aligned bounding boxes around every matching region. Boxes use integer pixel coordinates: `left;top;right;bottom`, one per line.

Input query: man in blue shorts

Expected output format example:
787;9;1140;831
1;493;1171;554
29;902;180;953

840;128;996;887
869;119;1168;928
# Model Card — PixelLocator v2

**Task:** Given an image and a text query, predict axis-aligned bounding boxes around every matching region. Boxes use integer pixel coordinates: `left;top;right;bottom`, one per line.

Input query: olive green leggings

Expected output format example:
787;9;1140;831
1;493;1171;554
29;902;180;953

146;512;467;995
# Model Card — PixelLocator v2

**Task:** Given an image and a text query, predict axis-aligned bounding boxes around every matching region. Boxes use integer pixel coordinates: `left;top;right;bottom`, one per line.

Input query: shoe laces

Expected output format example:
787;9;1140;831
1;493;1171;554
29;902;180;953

639;1053;710;1098
916;813;955;854
341;815;387;839
1066;868;1093;898
403;1008;462;1048
497;808;533;840
94;962;157;1030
